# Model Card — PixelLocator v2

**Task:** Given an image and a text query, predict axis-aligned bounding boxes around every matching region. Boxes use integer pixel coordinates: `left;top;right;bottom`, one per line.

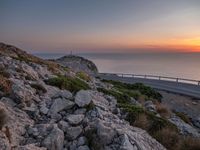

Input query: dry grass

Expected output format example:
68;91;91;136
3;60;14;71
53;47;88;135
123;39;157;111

156;103;171;118
134;113;149;129
0;75;12;94
153;127;180;150
153;126;200;150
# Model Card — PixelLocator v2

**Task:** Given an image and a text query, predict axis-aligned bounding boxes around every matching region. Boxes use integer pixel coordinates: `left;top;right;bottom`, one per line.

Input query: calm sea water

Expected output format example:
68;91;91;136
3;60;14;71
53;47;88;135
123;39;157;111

34;52;200;80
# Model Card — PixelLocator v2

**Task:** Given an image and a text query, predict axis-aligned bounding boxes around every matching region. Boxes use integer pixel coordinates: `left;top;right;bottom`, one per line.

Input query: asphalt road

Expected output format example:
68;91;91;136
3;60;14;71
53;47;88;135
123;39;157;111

98;74;200;99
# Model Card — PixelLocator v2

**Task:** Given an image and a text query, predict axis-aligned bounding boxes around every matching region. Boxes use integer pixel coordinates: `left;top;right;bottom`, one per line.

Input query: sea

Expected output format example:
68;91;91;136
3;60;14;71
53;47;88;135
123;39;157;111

33;52;200;80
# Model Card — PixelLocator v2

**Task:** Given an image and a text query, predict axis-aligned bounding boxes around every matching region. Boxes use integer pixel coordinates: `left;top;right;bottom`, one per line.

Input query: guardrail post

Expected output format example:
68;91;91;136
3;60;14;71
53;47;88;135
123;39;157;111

144;75;147;79
198;81;200;85
176;78;179;82
132;74;134;78
159;76;161;80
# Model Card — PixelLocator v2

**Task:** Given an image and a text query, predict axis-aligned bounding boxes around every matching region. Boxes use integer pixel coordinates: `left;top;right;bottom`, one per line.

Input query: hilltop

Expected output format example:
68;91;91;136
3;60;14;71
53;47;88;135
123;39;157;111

0;43;199;150
55;55;98;74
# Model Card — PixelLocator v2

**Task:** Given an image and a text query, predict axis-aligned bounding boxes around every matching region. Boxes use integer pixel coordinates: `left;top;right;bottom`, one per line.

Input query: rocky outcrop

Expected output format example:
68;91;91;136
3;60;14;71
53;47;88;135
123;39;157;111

0;43;169;150
56;55;98;74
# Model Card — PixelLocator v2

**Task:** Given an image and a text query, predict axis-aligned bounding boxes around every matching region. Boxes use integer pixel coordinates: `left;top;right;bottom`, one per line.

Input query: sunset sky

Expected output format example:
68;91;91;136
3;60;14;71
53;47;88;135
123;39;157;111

0;0;200;53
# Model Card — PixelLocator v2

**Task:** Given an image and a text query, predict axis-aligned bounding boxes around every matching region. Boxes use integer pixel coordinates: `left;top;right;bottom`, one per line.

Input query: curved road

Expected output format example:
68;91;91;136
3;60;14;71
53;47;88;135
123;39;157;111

98;74;200;99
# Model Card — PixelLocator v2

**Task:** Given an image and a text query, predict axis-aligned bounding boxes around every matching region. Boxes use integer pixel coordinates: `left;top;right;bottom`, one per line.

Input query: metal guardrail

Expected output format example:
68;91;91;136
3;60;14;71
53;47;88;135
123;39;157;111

99;73;200;85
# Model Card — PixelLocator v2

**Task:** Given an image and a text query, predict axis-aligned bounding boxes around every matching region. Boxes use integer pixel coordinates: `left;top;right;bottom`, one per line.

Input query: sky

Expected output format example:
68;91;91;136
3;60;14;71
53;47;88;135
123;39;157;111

0;0;200;53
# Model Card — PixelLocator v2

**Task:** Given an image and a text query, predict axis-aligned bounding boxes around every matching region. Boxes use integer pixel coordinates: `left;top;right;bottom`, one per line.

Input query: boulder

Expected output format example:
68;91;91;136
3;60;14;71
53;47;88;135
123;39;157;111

77;145;90;150
66;126;83;140
144;101;156;113
42;125;64;150
58;120;70;132
75;90;92;107
48;98;74;116
66;114;85;125
169;114;200;137
52;90;72;99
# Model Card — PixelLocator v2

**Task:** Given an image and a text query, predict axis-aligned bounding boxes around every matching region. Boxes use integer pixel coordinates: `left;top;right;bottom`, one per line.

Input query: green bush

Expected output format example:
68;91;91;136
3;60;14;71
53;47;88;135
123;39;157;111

45;75;90;93
97;88;131;104
102;80;162;101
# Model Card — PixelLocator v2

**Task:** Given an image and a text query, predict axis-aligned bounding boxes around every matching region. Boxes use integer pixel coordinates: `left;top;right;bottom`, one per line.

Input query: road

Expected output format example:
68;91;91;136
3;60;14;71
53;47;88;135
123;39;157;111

98;74;200;99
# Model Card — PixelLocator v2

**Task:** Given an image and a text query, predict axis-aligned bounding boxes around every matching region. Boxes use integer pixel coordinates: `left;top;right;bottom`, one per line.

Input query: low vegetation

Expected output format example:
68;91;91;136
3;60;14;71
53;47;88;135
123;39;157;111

98;79;200;150
76;71;91;82
45;75;90;93
102;80;162;100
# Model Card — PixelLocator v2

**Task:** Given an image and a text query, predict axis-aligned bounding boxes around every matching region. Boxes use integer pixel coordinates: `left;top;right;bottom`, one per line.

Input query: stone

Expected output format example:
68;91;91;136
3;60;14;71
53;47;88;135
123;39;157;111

48;98;74;116
74;108;87;115
192;117;200;129
52;90;72;99
169;114;200;137
77;136;87;146
77;145;90;150
66;126;83;140
58;120;70;132
40;106;49;115
75;90;92;107
97;121;116;145
120;134;136;150
42;125;64;150
66;114;85;125
144;101;156;113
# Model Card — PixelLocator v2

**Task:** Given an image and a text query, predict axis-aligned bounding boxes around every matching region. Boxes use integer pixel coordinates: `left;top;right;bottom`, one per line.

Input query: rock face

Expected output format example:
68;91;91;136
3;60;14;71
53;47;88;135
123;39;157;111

169;114;200;138
56;55;98;74
0;43;167;150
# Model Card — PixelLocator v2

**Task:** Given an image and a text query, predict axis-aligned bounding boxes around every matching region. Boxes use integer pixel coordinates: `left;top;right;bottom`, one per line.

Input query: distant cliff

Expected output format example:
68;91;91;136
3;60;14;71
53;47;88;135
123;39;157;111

55;55;98;74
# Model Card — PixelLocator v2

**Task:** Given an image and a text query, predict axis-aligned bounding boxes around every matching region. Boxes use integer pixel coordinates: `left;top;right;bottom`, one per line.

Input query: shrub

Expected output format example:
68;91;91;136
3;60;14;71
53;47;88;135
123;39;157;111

102;80;162;101
134;113;149;129
45;75;90;93
0;68;10;78
97;88;131;104
31;83;47;94
0;108;7;130
181;136;200;150
76;71;91;82
153;127;180;150
156;103;171;118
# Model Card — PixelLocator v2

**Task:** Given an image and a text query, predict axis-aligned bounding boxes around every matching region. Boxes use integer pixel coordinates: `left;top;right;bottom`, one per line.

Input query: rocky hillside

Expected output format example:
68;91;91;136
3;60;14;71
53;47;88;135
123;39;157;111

55;55;98;74
0;43;199;150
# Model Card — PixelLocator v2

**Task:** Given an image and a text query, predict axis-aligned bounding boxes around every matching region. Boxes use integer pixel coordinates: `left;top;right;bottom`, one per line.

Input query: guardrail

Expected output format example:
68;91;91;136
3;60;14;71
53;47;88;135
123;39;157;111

99;73;200;86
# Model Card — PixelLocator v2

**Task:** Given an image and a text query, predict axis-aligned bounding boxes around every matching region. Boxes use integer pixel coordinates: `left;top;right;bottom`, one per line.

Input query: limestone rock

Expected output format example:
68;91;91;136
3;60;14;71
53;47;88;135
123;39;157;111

66;114;85;125
48;98;74;116
42;125;64;150
75;90;92;107
66;126;83;140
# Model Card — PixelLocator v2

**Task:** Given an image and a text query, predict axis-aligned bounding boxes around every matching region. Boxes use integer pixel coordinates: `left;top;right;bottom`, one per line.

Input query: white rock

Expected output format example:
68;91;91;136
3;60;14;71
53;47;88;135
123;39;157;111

66;126;83;140
66;114;85;125
75;90;92;107
48;98;74;116
77;145;90;150
42;125;64;150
